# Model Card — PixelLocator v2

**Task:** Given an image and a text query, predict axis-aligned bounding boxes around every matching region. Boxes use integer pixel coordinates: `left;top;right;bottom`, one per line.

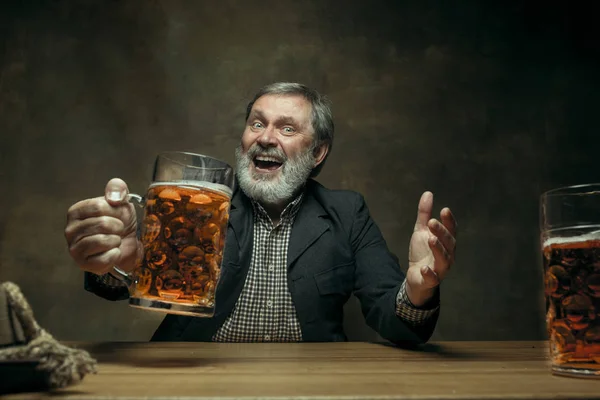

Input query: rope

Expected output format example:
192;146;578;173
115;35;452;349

0;282;97;389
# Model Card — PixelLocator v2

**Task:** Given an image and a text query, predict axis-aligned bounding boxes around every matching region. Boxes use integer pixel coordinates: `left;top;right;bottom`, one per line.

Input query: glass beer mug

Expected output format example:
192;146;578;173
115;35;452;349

114;152;234;317
540;183;600;378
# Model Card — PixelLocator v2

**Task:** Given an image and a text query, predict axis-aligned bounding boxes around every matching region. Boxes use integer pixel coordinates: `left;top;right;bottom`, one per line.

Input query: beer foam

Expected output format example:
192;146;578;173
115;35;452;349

543;230;600;247
150;180;233;197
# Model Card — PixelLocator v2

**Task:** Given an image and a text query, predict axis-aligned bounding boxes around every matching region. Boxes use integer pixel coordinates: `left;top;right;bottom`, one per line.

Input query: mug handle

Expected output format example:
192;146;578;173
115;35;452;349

111;192;145;286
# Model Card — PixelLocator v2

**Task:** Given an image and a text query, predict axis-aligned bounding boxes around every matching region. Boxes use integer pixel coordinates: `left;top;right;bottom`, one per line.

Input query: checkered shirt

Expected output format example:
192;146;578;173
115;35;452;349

212;194;305;342
396;280;439;323
92;194;439;340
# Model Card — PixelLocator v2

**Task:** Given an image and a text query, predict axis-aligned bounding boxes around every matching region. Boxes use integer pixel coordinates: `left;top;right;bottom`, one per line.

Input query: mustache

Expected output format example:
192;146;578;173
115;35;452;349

246;144;287;162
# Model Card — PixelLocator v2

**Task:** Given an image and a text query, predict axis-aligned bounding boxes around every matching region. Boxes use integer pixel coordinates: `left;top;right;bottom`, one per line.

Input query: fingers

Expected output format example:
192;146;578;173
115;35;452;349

427;234;452;280
67;196;133;225
427;218;456;257
440;207;458;240
414;191;433;231
409;193;457;290
428;234;450;262
68;235;122;274
105;178;130;206
65;178;136;274
420;265;440;287
80;248;122;275
65;216;125;245
70;234;121;260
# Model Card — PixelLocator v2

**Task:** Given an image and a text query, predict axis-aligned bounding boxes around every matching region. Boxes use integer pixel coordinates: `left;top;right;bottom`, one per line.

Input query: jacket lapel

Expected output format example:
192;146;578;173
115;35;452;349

214;186;253;318
228;186;254;264
287;184;330;270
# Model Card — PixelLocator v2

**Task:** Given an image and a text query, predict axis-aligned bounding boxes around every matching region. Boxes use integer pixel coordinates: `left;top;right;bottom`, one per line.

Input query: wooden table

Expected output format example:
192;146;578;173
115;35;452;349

5;341;600;399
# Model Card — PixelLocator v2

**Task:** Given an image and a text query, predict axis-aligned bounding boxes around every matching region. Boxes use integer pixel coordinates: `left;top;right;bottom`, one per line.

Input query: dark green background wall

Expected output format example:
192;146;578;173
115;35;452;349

0;1;598;342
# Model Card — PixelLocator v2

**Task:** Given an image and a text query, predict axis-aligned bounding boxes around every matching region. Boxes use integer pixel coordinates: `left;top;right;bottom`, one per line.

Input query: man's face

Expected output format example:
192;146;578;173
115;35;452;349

235;94;325;205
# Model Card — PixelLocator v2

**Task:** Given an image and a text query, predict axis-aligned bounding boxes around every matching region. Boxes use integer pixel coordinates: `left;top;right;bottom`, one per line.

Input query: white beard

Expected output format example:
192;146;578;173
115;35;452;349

235;143;316;205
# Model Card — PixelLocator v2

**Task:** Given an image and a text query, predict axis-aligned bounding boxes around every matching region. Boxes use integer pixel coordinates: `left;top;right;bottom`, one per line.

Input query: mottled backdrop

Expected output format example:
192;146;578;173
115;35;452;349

0;1;598;341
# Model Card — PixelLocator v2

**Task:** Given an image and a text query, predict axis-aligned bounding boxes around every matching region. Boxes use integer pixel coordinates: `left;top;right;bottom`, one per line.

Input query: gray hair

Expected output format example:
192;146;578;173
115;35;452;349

245;82;334;177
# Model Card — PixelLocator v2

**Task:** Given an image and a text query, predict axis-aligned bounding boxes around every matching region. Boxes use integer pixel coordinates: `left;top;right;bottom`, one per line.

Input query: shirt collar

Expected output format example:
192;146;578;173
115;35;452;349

252;191;305;225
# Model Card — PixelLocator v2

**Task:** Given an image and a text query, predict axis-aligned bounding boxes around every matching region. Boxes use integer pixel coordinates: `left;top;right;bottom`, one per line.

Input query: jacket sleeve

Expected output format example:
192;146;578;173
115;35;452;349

83;271;130;301
349;193;439;345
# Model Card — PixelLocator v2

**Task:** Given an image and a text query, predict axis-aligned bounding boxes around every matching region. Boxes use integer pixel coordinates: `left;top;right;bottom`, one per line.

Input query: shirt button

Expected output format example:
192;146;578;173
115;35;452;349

266;300;273;308
268;264;275;272
264;335;271;341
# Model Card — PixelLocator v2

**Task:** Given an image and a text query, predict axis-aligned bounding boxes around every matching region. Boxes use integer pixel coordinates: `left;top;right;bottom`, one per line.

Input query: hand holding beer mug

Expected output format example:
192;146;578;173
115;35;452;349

541;184;600;378
113;152;234;317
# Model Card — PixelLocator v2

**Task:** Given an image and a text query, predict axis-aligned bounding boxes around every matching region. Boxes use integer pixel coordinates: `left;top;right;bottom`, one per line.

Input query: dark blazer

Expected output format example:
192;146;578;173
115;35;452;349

86;179;439;345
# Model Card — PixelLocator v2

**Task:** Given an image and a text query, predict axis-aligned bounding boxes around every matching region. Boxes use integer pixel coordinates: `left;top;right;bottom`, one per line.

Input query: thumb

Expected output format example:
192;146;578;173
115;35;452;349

414;191;434;231
104;178;130;206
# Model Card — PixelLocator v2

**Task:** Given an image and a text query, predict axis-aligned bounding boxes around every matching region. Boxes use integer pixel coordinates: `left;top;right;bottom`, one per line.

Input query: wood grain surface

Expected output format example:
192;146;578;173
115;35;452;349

5;341;600;399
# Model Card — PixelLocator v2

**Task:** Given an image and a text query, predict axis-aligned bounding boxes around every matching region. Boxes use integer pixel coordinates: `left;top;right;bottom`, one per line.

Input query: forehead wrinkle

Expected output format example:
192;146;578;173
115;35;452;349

248;109;265;121
275;115;301;126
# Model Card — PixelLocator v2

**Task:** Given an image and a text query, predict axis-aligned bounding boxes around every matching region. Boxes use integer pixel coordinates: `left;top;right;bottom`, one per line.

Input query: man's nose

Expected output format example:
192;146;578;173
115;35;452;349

256;126;278;147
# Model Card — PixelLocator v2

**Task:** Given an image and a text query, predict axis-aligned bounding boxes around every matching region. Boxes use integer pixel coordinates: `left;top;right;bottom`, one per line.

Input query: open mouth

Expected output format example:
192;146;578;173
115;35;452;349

253;155;284;172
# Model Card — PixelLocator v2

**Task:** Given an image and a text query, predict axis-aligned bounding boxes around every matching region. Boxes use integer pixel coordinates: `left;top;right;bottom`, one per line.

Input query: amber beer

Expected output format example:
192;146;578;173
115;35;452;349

543;235;600;374
128;180;231;317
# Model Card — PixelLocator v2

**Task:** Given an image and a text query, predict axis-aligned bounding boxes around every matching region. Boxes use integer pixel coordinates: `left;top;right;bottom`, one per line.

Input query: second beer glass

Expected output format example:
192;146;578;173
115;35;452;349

541;184;600;378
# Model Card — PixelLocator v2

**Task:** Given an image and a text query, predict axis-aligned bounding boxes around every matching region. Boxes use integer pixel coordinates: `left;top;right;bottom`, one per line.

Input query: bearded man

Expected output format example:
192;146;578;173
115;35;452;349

64;82;457;344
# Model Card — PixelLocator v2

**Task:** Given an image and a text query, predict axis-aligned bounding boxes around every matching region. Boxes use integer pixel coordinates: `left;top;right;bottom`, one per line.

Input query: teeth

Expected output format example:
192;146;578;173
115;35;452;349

255;156;282;163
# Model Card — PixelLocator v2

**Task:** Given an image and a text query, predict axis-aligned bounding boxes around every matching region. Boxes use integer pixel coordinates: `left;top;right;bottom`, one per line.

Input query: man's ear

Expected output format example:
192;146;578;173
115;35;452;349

313;143;329;168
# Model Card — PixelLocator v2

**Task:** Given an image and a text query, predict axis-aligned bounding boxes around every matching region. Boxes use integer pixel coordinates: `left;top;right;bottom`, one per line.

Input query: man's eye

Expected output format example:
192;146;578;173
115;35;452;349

252;122;263;129
282;127;295;134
